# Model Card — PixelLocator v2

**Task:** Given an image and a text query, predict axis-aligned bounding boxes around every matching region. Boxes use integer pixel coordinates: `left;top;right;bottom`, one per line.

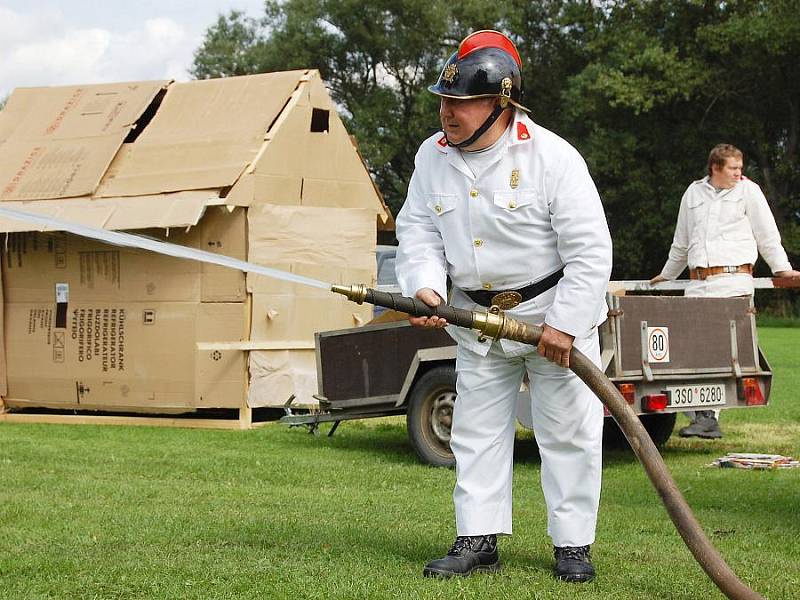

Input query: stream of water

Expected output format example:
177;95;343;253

0;206;333;290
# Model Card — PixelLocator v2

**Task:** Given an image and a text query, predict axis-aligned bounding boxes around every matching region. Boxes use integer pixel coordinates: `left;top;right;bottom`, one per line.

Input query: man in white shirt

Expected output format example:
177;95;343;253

395;30;612;583
651;144;800;437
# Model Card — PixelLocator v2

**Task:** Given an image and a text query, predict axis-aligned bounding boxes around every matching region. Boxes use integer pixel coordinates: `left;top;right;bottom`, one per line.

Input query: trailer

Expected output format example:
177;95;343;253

281;287;772;466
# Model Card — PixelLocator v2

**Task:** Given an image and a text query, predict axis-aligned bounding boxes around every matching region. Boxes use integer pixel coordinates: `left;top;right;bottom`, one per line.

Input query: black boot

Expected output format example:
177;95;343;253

423;535;500;578
554;545;595;583
678;410;723;439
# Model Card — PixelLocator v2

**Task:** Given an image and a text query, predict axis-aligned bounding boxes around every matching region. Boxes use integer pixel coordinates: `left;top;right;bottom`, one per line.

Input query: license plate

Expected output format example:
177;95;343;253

666;383;726;408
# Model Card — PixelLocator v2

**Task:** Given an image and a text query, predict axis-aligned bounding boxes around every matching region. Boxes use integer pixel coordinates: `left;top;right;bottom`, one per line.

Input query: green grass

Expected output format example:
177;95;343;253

755;314;800;328
1;328;799;599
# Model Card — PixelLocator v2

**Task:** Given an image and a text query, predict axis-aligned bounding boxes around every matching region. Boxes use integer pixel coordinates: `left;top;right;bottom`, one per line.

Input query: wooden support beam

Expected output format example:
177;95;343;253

196;341;315;351
0;412;259;429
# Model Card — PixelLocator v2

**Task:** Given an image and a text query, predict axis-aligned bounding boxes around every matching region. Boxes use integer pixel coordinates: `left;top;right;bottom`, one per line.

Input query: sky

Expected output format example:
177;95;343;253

0;0;267;99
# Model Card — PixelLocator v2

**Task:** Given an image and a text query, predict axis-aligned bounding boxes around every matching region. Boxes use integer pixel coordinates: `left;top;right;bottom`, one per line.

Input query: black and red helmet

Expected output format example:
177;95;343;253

429;30;529;112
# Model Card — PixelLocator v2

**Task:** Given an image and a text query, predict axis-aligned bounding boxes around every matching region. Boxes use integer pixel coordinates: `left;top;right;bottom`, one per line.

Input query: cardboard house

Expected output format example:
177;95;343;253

0;70;393;426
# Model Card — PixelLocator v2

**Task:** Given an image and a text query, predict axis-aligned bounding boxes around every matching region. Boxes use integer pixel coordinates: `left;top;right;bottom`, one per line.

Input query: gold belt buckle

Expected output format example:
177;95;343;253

490;290;522;309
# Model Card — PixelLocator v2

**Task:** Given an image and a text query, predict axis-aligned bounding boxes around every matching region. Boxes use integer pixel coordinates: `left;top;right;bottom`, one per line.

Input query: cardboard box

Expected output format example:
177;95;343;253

0;70;392;416
2;207;246;304
4;301;246;410
248;349;317;409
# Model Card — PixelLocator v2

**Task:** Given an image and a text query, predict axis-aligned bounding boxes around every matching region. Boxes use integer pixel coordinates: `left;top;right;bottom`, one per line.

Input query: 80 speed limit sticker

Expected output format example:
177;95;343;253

647;326;670;363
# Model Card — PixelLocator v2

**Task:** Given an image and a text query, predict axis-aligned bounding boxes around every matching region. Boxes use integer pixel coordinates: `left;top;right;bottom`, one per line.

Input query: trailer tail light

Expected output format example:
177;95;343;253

642;394;668;412
741;378;766;406
617;383;636;405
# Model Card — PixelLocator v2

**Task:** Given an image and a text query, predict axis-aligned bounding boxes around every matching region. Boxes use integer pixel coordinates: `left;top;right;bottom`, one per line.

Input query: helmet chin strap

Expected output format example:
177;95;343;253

446;102;509;149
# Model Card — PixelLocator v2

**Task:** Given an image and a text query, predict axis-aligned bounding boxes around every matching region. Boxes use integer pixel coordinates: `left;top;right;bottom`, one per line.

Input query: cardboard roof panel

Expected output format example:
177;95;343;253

126;71;305;143
0;137;122;200
0;81;169;141
0;81;168;201
97;71;308;197
0;191;219;233
96;140;253;197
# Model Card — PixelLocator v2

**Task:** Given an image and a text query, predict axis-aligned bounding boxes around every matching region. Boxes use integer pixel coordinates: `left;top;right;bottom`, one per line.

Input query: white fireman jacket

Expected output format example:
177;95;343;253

658;176;792;280
395;111;613;357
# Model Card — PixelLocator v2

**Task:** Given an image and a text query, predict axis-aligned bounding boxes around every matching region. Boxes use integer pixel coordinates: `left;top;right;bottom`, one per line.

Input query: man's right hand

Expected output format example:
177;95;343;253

649;274;667;285
408;288;448;328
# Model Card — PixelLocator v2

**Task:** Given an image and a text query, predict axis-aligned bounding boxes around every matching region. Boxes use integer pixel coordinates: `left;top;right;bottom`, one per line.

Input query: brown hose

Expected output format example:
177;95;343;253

331;285;764;598
501;319;764;600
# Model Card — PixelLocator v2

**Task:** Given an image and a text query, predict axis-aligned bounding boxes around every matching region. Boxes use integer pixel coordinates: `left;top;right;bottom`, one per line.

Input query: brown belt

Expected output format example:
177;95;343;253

689;264;753;280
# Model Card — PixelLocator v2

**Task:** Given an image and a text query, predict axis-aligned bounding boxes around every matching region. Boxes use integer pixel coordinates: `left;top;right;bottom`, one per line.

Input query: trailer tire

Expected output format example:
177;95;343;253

642;412;678;446
406;366;457;467
603;412;677;449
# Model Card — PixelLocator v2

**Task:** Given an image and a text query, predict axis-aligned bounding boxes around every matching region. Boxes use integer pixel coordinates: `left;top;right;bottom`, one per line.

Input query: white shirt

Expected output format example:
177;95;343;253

395;111;613;356
659;176;792;280
460;124;511;178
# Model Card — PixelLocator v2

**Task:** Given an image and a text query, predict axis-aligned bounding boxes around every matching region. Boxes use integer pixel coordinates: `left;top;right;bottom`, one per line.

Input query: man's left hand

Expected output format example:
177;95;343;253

775;269;800;279
538;324;575;369
649;274;668;285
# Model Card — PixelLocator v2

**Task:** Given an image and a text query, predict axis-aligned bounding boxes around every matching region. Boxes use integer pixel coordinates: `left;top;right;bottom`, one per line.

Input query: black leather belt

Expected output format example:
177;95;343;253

461;268;564;308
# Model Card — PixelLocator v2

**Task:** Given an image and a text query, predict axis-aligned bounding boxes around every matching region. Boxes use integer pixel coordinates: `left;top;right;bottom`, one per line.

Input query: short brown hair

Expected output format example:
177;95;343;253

708;144;743;176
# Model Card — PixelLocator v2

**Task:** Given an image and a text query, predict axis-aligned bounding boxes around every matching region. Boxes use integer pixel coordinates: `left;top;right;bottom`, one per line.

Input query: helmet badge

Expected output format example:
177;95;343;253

499;77;513;107
442;64;459;86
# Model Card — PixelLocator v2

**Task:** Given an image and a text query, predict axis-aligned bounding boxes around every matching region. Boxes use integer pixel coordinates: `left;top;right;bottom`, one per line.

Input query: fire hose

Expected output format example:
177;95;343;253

332;283;763;600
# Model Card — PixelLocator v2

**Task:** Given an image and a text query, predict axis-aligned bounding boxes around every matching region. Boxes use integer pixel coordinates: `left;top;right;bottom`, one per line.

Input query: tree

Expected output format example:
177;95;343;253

696;0;800;256
190;11;270;78
563;0;799;278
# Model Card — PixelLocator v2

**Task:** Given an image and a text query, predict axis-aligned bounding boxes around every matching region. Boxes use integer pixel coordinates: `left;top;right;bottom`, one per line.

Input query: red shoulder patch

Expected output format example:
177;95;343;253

516;122;531;141
437;134;448;147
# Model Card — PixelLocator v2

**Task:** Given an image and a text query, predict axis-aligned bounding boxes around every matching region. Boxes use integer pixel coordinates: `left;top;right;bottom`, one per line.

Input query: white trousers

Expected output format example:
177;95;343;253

451;330;604;547
684;273;754;298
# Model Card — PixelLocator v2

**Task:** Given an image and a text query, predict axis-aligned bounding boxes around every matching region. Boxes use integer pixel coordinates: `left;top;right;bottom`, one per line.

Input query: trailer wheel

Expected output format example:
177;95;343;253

406;366;457;467
603;412;677;449
642;413;678;446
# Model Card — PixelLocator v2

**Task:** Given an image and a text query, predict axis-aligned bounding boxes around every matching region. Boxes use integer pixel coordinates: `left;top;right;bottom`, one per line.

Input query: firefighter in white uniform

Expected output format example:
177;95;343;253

651;143;800;437
395;30;613;582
